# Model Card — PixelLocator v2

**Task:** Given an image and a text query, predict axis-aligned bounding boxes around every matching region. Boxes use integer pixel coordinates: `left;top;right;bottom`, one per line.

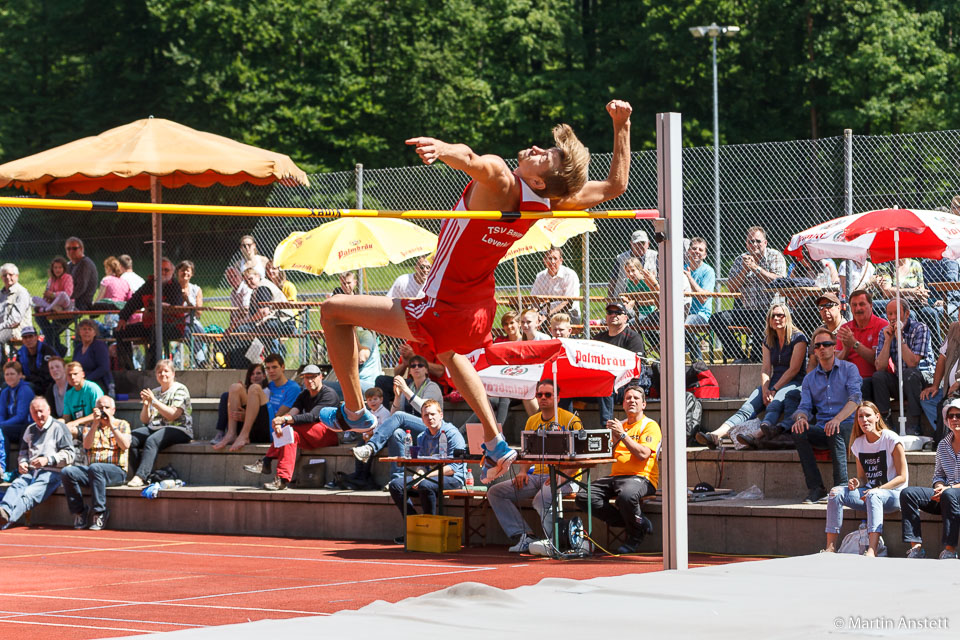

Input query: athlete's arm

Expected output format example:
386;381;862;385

406;137;513;192
553;100;632;210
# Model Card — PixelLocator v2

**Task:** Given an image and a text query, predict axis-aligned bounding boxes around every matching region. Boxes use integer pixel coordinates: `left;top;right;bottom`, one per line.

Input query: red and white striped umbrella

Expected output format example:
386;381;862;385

466;338;642;400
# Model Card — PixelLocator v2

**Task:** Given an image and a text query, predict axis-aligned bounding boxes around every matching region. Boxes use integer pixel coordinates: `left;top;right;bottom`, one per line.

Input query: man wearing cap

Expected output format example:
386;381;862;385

836;289;888;403
593;301;646;424
242;364;339;490
710;226;787;363
805;292;845;372
607;230;658;299
531;248;582;323
873;298;935;436
15;326;58;395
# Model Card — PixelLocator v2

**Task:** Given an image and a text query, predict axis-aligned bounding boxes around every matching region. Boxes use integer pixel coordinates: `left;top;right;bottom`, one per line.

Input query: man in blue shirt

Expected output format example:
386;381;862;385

683;237;716;361
264;354;300;422
790;326;862;504
388;399;465;544
872;299;934;436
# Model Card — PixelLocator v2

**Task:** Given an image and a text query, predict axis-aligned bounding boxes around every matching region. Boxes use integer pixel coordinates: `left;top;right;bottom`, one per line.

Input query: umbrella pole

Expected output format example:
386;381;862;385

894;231;906;437
151;177;164;369
552;360;559;425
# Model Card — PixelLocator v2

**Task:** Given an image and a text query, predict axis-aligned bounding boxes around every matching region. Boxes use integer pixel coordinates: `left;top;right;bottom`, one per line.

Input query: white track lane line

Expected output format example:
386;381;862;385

0;593;328;615
0;619;155;633
0;609;205;628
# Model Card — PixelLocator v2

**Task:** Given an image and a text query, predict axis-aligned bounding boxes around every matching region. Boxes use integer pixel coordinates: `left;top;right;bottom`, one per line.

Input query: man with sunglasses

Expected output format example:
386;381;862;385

387;256;431;300
594;301;646;425
488;379;583;554
790;327;862;503
709;226;787;363
805;292;845;373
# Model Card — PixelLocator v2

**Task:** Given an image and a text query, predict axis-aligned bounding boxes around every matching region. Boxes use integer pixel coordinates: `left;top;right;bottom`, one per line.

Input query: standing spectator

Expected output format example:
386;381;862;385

607;230;658;299
0;263;32;353
60;395;130;531
225;266;252;330
266;259;298;301
62;361;104;458
822;401;907;557
387;256;430;300
44;357;69;419
115;257;184;371
177;260;205;365
244;365;340;491
697;303;807;448
576;385;660;554
0;361;35;465
388;400;466;544
331;271;358;296
0;397;75;529
593;302;646;424
899;397;960;559
790;327;862;503
531;247;581;323
804;292;845;372
209;363;266;447
683;237;716;360
72;319;113;394
837;289;888;403
709;226;788;363
237;235;269;277
872;299;935;435
127;360;193;487
16;326;57;395
64;237;99;309
519;308;550;341
488;379;583;553
118;254;145;293
31;256;73;312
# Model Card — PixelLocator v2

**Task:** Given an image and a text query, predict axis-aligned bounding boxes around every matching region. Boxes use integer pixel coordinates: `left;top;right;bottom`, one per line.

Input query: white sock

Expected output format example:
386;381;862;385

484;434;504;450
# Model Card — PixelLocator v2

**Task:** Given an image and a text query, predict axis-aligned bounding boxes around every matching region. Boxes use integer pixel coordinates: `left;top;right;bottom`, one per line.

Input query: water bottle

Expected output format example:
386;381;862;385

159;479;184;490
403;430;413;458
108;382;116;399
438;430;448;459
857;520;868;555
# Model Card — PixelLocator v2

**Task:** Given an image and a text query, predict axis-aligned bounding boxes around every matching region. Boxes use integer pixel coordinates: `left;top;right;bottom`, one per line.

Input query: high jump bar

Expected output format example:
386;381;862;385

0;196;659;220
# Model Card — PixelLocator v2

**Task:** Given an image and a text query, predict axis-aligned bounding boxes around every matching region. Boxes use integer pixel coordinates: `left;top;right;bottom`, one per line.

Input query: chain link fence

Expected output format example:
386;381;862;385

2;128;960;370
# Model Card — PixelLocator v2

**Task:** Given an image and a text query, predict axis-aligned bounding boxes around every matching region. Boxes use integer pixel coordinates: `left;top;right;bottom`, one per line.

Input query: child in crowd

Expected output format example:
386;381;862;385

336;387;390;490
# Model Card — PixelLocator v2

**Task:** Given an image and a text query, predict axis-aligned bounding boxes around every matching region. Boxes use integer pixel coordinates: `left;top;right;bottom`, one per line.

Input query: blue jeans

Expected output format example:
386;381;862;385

920;388;944;439
900;486;960;547
792;421;853;491
825;485;902;534
0;470;62;525
367;412;426;481
388;474;464;516
726;382;801;429
324;379;376;403
61;463;127;514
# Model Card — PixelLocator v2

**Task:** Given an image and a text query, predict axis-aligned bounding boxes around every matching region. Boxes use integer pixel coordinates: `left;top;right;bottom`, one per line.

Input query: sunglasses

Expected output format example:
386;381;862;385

605;309;623;315
770;313;785;319
948;413;960;420
409;362;427;369
818;303;838;310
813;341;835;349
535;392;553;398
65;246;80;251
747;238;764;245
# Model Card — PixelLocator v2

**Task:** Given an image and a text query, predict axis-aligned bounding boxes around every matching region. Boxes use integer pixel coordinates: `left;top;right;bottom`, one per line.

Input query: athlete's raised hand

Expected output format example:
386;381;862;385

406;137;446;165
606;100;632;127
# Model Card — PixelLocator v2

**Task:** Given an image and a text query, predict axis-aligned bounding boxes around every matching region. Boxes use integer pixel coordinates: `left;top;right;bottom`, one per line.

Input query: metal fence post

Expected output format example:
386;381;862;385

355;163;364;292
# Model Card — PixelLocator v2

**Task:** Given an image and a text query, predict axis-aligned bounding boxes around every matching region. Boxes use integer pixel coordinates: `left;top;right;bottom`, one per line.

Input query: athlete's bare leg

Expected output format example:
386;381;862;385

230;384;268;451
320;294;415;415
213;381;247;450
437;350;501;441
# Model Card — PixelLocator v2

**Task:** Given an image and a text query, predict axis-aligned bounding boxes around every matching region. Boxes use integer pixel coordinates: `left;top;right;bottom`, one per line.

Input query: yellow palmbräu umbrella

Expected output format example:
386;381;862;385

273;218;438;276
498;218;597;304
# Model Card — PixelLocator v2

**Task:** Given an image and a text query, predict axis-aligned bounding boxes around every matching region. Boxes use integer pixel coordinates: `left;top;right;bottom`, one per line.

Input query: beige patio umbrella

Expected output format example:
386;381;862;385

0;117;309;362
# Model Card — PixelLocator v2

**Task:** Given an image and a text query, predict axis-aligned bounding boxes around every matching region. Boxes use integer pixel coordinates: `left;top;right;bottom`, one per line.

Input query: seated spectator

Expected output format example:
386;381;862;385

237;235;269;277
16;326;57;395
244;365;340;490
226;268;295;364
531;247;581;323
44;357;70;420
790;326;862;503
0;397;74;529
822;401;906;556
31;257;73;312
916;257;960;352
127;360;193;487
390;354;443;418
62;361;104;456
490;311;534;416
489;380;582;553
266;259;298;301
709;226;787;363
900;397;960;559
0;263;32;354
340;387;392;490
549;313;573;338
387;256;430;299
209;364;266;447
836;289;888;403
520;308;550;341
374;341;447;408
73;318;113;395
805;292;844;372
923;318;960;444
118;254;145;293
593;302;646;425
92;256;132;311
331;271;358;296
215;353;300;451
0;362;36;462
495;311;523;343
176;260;206;366
576;384;660;554
697;303;807;448
872;299;935;436
873;258;928;317
225;266;253;329
115;257;185;371
38;238;97;356
388;400;465;544
60;395;130;531
607;230;657;299
683;237;717;360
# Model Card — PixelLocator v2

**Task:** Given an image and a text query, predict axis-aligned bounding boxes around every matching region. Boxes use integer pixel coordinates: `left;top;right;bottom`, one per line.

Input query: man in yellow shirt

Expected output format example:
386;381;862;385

576;384;660;554
488;379;583;553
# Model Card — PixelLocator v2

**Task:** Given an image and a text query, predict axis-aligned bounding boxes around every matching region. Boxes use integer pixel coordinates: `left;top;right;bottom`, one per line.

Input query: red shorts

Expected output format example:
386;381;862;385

401;296;496;356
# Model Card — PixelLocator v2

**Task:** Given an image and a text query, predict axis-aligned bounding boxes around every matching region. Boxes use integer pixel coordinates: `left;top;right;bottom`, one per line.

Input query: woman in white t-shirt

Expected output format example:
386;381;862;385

823;401;908;556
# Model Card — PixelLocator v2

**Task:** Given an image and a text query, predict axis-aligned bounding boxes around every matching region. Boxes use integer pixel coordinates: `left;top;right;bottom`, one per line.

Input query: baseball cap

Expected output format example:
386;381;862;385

20;326;37;336
605;301;629;315
300;364;322;376
631;230;649;244
816;292;841;306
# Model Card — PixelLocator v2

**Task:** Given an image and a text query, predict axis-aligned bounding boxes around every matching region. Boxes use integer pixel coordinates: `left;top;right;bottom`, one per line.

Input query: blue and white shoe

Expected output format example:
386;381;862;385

479;439;517;484
317;404;377;432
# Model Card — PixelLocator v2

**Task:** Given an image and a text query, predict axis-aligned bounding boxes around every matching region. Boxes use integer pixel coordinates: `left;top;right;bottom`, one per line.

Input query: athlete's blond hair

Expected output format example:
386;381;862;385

539;124;589;199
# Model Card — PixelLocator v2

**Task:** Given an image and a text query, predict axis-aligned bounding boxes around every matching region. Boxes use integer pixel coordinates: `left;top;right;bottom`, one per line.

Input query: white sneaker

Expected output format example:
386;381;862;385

528;539;551;556
126;476;145;488
353;444;374;463
508;533;533;553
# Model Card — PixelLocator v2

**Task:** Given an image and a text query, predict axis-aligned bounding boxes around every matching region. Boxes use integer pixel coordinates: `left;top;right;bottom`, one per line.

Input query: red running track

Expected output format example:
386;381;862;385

0;527;766;639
